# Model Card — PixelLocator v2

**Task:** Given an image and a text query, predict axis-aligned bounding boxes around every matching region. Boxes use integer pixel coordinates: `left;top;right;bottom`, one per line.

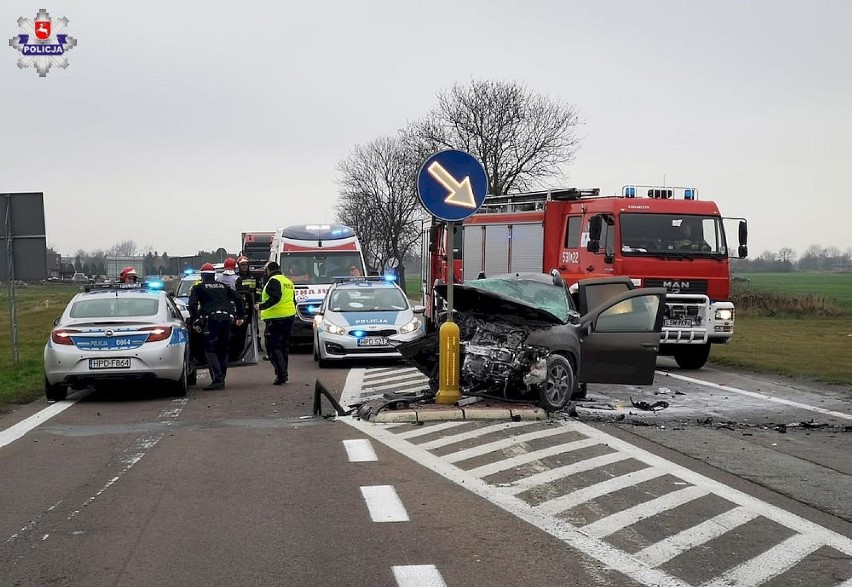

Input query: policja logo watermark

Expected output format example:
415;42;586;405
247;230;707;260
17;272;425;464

8;8;77;77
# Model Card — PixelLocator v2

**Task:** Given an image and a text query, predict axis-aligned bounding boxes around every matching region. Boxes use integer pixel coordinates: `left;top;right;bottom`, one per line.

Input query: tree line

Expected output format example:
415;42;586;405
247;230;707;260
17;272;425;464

53;240;234;277
732;245;852;272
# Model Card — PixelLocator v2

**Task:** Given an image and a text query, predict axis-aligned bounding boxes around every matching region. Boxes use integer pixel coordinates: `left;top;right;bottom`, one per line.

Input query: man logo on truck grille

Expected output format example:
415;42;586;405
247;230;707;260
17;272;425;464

8;9;77;77
663;281;690;292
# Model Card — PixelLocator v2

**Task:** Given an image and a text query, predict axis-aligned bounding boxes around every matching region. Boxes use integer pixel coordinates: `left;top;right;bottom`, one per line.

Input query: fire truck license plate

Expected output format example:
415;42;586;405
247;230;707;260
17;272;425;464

89;358;131;369
664;319;693;328
357;337;388;347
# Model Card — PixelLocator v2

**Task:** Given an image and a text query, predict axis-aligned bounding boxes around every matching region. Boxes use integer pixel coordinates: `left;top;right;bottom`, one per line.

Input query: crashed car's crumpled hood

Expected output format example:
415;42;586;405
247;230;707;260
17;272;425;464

435;283;564;325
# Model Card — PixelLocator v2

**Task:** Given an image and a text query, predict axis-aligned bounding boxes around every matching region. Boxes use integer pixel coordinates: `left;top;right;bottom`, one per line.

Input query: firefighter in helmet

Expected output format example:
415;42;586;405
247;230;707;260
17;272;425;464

217;257;239;290
119;266;138;284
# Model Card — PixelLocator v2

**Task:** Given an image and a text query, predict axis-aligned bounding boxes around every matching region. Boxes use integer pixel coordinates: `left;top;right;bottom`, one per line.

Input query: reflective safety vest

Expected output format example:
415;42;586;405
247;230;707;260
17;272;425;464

260;274;296;320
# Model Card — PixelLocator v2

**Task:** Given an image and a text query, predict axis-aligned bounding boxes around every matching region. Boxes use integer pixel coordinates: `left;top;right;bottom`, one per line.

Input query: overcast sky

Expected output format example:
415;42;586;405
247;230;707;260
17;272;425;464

2;0;850;258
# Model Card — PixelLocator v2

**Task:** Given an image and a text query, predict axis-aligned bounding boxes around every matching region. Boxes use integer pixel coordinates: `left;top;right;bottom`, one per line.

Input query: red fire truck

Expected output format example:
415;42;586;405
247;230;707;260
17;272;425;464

421;185;748;369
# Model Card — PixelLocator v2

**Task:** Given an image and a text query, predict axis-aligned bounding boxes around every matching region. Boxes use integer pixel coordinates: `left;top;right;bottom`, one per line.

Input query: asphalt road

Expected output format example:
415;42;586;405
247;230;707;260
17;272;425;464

0;353;850;586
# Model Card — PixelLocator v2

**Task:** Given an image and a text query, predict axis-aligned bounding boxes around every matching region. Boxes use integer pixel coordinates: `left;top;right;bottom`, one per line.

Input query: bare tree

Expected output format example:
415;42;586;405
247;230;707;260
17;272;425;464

777;247;796;264
336;135;425;287
110;240;138;257
407;79;582;196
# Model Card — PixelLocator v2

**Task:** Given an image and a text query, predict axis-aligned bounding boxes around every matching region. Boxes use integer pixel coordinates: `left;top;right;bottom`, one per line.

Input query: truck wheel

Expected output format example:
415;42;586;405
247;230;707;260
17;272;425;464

45;376;67;402
540;355;574;412
674;343;711;369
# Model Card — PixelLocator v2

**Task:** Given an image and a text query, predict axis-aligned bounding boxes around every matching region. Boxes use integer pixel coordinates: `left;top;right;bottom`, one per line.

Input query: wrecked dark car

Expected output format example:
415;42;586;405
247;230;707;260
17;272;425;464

394;273;666;411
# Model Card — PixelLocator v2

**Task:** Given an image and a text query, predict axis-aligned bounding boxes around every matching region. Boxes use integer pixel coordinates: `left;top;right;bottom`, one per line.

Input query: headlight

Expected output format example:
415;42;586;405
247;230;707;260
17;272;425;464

399;318;421;334
715;309;734;321
322;319;346;335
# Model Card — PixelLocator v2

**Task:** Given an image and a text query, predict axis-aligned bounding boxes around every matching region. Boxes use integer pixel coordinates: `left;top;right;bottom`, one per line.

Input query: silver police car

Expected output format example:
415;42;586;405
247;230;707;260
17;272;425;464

44;283;194;401
312;277;425;366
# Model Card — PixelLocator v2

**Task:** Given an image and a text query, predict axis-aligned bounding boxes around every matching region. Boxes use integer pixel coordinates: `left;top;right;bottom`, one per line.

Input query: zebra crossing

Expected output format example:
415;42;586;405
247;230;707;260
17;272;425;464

340;367;430;409
343;417;852;587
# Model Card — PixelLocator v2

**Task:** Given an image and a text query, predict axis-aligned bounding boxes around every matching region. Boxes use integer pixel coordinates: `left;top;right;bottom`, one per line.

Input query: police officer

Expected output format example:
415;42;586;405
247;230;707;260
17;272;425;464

255;261;295;385
188;263;245;390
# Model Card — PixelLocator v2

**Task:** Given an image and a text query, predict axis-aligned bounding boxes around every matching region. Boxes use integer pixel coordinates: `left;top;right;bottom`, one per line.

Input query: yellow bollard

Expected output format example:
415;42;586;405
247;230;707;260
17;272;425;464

435;320;462;404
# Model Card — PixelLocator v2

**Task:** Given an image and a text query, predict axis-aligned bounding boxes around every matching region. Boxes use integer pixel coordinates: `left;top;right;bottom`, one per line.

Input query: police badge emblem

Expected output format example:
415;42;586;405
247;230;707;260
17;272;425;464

8;9;77;77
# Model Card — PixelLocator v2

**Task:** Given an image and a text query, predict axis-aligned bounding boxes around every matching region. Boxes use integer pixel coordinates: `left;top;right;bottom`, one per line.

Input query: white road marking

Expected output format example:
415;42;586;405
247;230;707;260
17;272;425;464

416;420;538;450
581;485;709;539
363;371;430;388
360;485;409;522
392;565;447;587
658;370;852;421
395;421;471;440
702;533;824;587
339;368;365;407
467;437;603;478
634;506;759;567
502;452;631;496
442;426;584;464
343;439;377;462
347;418;852;587
537;467;667;515
0;390;92;450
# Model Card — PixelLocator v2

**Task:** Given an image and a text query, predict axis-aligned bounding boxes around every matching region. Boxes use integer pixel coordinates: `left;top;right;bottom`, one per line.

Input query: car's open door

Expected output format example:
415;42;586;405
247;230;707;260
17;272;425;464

188;291;259;368
577;286;666;385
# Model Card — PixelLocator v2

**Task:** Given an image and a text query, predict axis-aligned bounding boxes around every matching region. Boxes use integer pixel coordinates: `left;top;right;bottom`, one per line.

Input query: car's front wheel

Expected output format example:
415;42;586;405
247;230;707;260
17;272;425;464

540;354;574;412
45;376;67;402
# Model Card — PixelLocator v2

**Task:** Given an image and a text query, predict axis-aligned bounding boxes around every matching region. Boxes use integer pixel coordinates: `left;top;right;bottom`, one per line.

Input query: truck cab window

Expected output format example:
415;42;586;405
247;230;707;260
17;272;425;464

564;216;581;248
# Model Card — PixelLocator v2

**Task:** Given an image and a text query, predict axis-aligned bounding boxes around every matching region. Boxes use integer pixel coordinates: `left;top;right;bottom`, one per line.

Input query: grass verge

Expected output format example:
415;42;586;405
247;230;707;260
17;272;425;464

710;315;852;385
0;284;79;410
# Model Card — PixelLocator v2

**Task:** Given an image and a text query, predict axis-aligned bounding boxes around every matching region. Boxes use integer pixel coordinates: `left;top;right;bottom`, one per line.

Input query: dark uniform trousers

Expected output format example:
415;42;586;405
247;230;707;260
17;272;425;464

204;313;233;384
264;316;294;380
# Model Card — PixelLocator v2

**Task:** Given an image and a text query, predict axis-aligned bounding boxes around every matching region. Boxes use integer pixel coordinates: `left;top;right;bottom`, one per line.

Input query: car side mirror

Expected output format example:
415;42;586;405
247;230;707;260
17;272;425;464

53;316;61;326
413;305;426;314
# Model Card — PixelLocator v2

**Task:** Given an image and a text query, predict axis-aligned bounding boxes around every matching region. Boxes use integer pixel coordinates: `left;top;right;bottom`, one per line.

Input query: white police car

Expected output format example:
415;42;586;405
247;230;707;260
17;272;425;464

312;277;425;367
44;282;195;401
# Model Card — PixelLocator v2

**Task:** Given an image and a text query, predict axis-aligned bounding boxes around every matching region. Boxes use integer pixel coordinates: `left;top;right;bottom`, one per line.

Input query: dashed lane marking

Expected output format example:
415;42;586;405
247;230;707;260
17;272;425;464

343;439;378;462
360;485;410;523
342;417;852;587
392;565;447;587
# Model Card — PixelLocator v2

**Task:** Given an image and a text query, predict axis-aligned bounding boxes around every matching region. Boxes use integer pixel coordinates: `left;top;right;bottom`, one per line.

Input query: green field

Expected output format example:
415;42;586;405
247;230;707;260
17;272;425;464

733;272;852;311
0;284;80;409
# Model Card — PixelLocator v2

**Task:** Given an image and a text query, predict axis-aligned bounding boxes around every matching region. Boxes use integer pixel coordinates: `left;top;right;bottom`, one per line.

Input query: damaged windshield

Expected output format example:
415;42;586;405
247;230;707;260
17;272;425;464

620;214;726;256
464;277;571;323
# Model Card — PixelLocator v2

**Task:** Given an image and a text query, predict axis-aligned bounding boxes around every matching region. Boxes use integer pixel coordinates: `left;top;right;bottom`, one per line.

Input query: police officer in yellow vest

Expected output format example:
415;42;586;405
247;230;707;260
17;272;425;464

254;261;295;385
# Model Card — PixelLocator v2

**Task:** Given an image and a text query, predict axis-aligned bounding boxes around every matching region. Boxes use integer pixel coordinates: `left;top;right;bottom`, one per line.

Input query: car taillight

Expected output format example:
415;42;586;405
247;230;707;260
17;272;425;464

140;326;172;342
51;329;80;345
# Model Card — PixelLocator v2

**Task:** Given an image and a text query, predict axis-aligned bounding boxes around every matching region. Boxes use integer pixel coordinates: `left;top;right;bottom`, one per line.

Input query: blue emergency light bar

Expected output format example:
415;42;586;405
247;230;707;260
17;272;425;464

184;268;195;275
622;185;698;200
382;274;397;282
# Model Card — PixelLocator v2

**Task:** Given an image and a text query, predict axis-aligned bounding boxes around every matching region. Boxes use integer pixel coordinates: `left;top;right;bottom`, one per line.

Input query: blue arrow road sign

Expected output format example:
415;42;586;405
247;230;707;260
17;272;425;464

416;150;488;222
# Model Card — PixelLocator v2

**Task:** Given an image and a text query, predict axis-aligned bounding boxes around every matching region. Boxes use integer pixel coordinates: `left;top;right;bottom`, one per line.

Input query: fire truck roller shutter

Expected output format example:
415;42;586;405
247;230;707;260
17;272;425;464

463;225;484;280
508;223;544;273
485;225;510;276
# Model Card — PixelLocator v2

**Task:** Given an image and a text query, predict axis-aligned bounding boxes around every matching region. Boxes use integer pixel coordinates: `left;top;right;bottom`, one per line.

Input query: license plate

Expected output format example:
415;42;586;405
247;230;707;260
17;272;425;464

664;319;693;328
89;358;131;369
357;337;388;347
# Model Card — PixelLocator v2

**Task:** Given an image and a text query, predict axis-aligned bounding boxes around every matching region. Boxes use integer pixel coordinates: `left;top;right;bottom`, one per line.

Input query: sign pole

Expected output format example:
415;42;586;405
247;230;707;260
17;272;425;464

436;222;461;404
4;195;20;364
415;149;488;405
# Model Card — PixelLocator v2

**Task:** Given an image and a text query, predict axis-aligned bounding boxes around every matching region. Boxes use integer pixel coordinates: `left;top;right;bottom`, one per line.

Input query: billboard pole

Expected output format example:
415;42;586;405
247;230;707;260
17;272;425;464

4;195;20;364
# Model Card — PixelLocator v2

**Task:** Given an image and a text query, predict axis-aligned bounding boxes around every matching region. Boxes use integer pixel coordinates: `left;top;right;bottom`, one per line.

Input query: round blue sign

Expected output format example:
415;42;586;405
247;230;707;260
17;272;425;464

416;149;488;222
